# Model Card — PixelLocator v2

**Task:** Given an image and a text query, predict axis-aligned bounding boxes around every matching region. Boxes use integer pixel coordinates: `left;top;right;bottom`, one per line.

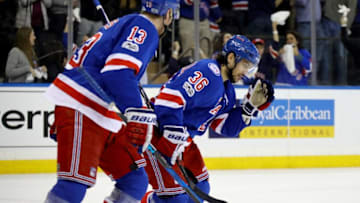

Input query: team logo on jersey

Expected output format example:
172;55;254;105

208;63;220;76
121;41;139;52
183;81;195;97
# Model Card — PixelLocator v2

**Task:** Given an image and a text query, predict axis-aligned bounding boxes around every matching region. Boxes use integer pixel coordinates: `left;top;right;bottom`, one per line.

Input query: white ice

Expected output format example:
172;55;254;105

0;168;360;203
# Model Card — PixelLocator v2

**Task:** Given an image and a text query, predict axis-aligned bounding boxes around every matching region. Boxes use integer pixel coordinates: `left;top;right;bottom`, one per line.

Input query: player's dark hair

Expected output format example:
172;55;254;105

215;51;236;83
213;32;231;53
215;51;227;66
286;30;304;49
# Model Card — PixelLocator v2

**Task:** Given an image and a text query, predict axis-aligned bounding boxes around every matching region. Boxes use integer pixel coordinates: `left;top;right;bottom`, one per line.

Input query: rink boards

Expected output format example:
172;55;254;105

0;84;360;173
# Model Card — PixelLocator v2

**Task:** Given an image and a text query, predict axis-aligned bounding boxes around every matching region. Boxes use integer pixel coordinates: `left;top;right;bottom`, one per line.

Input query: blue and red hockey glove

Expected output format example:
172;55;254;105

155;125;191;165
241;78;275;124
124;108;157;153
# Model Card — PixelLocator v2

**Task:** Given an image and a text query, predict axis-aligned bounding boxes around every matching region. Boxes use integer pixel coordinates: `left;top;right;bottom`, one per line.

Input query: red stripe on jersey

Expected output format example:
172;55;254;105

53;78;122;121
233;4;248;8
157;92;184;106
184;0;193;5
105;59;140;74
210;23;219;30
210;118;224;131
269;45;279;59
210;1;218;7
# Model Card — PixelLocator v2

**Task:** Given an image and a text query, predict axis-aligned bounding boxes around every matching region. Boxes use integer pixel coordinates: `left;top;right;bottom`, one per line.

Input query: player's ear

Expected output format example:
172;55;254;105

226;52;235;69
164;9;173;26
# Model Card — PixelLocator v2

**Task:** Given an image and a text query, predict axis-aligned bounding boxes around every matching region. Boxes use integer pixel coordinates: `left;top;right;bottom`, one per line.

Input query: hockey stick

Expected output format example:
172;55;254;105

147;144;202;203
177;161;227;203
87;2;202;202
141;87;227;203
76;67;202;203
92;0;110;23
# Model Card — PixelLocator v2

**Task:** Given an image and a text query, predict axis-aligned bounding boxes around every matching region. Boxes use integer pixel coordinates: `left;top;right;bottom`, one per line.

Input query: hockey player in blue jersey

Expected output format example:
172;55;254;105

141;35;275;203
44;0;179;202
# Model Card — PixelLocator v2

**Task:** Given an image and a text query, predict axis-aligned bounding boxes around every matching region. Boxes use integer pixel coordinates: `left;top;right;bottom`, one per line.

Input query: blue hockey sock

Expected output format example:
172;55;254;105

152;192;189;203
187;180;210;203
195;180;210;195
114;168;148;200
50;180;87;203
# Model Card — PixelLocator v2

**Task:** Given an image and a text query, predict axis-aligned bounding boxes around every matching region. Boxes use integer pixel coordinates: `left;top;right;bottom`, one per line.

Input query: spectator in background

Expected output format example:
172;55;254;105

322;0;357;85
252;37;281;83
179;0;222;58
37;38;65;83
294;0;323;50
166;40;194;78
15;0;52;38
247;0;283;37
48;0;74;42
351;0;360;36
0;0;17;82
212;32;232;58
5;27;47;83
274;0;296;34
272;22;312;85
294;0;327;85
339;4;360;84
76;0;105;46
218;0;248;35
104;0;141;19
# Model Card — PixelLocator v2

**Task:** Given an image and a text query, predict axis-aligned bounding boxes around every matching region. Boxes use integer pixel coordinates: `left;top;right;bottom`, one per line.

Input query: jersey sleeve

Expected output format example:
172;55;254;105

101;16;159;112
154;60;224;133
154;86;187;132
209;107;249;137
298;49;312;77
101;16;158;76
209;0;222;22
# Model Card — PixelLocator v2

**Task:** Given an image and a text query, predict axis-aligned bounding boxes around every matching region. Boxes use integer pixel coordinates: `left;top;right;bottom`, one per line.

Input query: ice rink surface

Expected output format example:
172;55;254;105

1;168;360;203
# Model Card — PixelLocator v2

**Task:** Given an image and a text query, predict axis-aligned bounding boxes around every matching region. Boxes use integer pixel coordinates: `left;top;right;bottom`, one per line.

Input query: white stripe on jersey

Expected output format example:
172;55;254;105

58;74;110;108
101;53;143;73
155;88;186;109
213;113;229;134
45;74;125;132
100;65;130;73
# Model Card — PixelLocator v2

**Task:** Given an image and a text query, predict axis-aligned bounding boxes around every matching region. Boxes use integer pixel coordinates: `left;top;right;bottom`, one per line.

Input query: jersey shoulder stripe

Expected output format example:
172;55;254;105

101;53;143;74
155;87;186;109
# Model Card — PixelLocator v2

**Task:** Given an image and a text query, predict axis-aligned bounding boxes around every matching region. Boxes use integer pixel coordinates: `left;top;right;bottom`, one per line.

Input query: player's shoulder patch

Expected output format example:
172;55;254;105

208;62;220;76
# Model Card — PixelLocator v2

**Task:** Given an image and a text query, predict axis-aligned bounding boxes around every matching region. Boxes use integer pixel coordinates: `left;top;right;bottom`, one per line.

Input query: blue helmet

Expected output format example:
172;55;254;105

222;35;260;66
141;0;180;19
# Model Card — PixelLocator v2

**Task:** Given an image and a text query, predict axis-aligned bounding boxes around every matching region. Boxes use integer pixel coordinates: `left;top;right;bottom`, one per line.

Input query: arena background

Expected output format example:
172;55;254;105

1;84;360;174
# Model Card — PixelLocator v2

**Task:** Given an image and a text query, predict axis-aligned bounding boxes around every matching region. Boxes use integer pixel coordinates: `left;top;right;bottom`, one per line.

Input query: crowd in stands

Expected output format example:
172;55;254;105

0;0;359;85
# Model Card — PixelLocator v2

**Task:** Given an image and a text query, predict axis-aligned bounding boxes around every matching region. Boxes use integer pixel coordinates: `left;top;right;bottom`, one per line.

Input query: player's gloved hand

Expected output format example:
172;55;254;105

124;108;157;153
156;125;191;165
241;78;275;125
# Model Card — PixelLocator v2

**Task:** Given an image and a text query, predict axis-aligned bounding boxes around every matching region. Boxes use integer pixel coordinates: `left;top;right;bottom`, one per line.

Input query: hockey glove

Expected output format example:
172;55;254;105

241;78;275;125
156;125;191;165
124;108;157;153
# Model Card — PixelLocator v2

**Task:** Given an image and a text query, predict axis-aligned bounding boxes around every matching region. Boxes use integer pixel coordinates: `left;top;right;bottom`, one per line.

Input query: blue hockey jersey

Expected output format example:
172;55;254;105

45;14;159;132
180;0;222;22
154;59;249;138
276;48;312;85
